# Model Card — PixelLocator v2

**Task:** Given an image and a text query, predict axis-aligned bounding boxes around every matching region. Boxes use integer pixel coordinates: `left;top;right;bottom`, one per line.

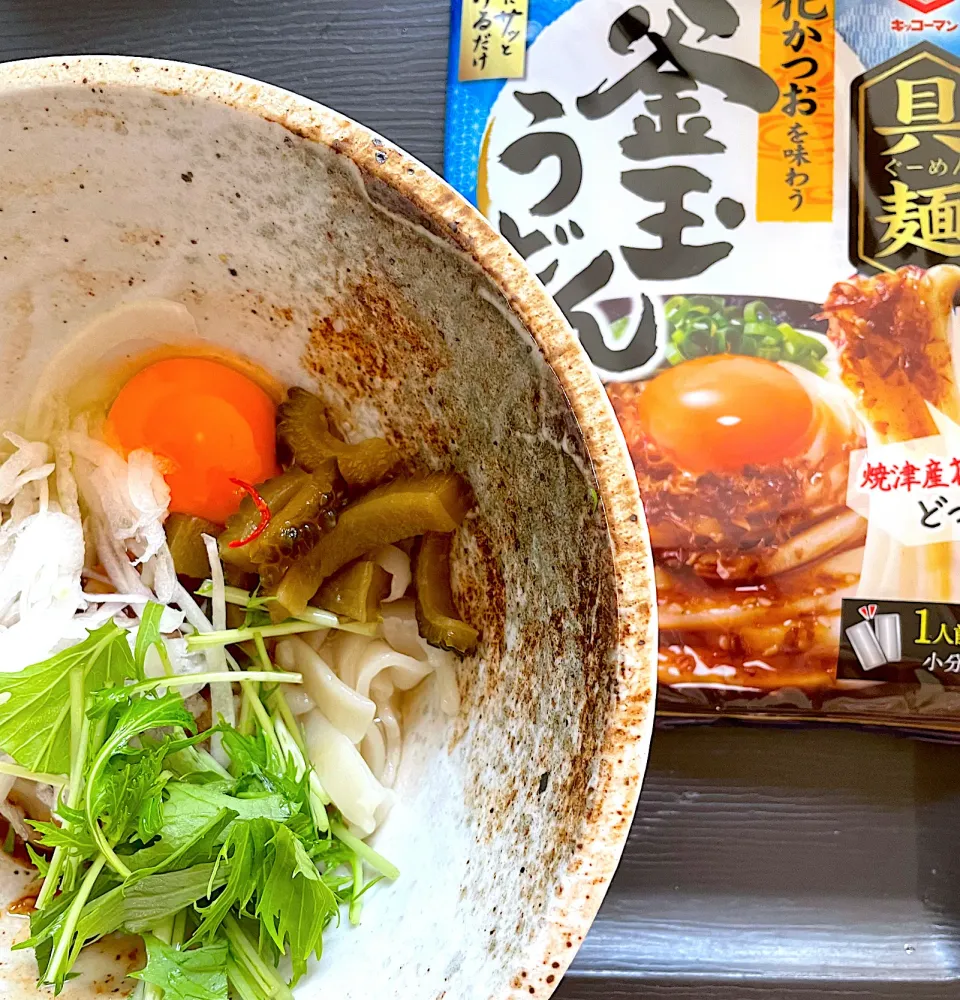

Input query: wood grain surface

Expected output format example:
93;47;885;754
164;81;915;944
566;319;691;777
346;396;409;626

0;0;450;171
0;2;959;997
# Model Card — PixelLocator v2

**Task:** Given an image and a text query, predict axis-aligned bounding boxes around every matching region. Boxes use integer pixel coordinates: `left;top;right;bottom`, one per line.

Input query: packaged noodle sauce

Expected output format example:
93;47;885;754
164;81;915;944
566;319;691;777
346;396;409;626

445;0;960;733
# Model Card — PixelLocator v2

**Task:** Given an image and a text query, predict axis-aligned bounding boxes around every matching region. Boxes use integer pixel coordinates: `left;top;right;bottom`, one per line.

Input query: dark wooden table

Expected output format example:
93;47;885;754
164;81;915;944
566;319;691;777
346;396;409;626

2;2;960;997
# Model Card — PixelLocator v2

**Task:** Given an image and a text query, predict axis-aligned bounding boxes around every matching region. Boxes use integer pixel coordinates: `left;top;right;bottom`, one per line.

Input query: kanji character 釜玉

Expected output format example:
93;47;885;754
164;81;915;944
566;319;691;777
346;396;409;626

620;75;727;161
620;165;745;279
577;4;777;122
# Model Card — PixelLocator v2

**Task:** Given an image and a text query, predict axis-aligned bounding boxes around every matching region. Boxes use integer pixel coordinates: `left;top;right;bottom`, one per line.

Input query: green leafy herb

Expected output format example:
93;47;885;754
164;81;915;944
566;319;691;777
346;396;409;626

256;824;338;981
26;843;50;877
73;863;229;942
160;784;296;849
0;621;136;773
193;821;264;939
132;935;228;1000
134;601;169;677
85;692;197;877
29;806;97;856
223;915;294;1000
329;820;399;880
125;807;237;878
1;616;397;998
92;748;169;844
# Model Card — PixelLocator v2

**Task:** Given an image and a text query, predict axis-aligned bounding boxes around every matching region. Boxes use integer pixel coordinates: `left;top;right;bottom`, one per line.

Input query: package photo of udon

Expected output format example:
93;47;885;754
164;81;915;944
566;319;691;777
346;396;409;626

445;0;960;732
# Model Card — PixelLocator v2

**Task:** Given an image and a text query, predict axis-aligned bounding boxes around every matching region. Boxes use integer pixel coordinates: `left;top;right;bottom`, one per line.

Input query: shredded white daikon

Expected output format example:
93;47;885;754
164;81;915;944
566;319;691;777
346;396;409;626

0;418;216;821
0;437;85;672
372;544;412;602
202;532;235;765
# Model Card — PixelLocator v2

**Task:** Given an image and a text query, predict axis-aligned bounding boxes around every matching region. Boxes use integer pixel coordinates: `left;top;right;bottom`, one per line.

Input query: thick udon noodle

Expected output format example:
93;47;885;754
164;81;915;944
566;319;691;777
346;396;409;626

275;595;460;834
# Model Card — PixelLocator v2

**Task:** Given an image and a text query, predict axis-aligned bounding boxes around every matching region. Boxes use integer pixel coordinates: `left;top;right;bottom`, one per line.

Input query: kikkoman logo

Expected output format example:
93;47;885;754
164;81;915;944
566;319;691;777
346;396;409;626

897;0;956;13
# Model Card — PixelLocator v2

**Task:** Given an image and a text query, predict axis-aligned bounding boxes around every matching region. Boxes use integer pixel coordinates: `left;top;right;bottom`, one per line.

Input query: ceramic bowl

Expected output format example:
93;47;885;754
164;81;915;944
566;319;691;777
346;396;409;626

0;56;656;1000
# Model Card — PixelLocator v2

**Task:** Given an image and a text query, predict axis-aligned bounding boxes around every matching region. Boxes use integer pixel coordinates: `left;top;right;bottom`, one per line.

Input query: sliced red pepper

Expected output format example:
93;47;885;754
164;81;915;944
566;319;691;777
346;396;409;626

227;478;272;548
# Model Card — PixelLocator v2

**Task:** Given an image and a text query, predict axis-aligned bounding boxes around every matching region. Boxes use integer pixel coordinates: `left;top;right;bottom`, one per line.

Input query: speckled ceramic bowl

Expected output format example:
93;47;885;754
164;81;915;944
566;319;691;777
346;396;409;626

0;56;656;1000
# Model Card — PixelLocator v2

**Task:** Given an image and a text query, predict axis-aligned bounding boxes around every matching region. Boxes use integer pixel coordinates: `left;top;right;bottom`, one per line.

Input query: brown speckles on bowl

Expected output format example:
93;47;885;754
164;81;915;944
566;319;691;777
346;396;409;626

0;55;656;1000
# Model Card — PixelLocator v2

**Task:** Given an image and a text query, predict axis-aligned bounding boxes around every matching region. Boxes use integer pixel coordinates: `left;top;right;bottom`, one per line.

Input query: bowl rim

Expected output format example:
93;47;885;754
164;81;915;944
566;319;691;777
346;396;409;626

0;54;658;999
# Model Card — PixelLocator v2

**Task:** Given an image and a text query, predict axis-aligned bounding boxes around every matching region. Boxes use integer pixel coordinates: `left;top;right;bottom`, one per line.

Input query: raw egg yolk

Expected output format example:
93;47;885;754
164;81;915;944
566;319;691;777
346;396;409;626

637;355;815;474
107;357;278;523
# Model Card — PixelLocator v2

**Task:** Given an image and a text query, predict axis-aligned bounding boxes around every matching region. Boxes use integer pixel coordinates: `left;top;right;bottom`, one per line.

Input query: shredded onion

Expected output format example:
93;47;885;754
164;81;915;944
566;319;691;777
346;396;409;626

202;533;235;764
373;544;412;602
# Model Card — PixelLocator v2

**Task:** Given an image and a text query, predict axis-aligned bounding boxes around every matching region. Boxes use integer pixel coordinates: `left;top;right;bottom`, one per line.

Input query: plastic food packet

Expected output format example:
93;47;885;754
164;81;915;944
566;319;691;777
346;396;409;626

445;0;960;733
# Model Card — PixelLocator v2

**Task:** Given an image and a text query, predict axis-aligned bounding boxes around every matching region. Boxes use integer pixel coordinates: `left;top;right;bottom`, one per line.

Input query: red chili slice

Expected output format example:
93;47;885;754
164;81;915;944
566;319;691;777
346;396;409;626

227;478;272;548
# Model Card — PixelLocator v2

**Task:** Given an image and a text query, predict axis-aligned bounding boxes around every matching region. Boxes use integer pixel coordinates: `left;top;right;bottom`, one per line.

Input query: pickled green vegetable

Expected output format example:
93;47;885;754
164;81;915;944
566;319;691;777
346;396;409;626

225;601;248;631
250;463;339;565
317;560;390;623
334;437;401;490
663;296;828;375
223;563;258;593
414;532;478;655
277;387;400;488
165;514;221;578
219;467;310;570
276;473;472;615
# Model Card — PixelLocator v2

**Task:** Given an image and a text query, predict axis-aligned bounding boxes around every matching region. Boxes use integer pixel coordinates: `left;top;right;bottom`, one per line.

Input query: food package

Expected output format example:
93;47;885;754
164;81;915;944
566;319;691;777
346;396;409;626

445;0;960;732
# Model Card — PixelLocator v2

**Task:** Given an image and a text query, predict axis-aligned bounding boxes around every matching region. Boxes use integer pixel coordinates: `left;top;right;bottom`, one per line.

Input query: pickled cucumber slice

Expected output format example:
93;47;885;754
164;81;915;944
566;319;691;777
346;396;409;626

219;467;310;570
165;514;221;578
277;387;399;488
249;461;339;568
414;532;478;654
317;560;390;623
276;472;471;615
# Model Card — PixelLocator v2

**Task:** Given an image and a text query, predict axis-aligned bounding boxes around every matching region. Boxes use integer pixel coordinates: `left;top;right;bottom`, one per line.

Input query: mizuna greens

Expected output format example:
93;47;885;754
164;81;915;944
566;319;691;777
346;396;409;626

0;607;395;998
